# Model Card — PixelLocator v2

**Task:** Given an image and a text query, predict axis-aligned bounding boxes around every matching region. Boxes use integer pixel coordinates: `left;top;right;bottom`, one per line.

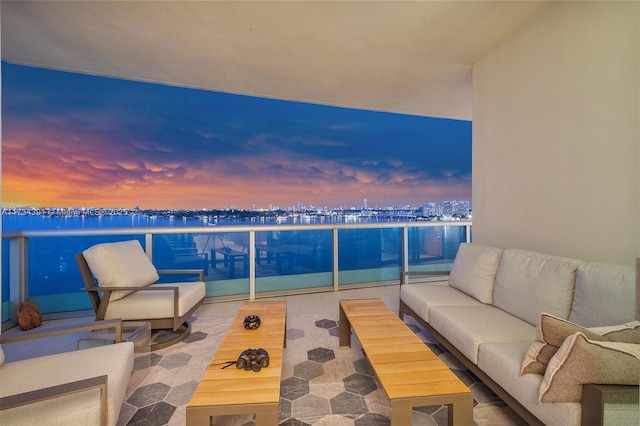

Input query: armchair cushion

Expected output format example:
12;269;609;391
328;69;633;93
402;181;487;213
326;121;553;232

0;342;133;426
103;282;206;321
83;240;159;301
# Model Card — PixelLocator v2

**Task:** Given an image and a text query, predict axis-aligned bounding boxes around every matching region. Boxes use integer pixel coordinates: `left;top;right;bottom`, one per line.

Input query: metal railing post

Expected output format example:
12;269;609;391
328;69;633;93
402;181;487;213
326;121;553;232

333;228;339;292
402;226;409;284
249;230;256;300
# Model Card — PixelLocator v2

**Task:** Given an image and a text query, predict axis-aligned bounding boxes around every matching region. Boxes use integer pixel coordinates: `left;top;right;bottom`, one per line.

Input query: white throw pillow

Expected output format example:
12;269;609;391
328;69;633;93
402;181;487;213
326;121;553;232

448;243;503;304
0;344;4;366
83;240;159;301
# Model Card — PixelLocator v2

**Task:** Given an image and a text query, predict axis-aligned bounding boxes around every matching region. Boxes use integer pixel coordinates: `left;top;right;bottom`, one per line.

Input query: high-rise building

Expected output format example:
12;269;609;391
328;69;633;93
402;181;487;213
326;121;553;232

421;202;437;217
441;200;470;218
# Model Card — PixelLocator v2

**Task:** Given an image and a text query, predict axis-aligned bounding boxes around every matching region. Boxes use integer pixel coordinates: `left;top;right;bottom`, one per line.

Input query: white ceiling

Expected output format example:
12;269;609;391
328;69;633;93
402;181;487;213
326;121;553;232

1;1;549;120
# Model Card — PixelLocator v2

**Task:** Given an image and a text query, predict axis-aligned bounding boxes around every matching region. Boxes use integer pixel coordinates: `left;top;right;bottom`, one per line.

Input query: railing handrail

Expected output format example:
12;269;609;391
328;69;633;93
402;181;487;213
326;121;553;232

2;219;472;238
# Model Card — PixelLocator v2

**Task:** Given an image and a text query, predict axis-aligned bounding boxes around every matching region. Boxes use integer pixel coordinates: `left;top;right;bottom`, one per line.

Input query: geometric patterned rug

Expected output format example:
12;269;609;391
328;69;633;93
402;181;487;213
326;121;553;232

117;313;526;426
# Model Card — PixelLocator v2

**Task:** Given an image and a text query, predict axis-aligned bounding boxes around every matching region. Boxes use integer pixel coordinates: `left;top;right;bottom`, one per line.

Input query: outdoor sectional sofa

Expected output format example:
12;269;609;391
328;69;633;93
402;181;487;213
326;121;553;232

399;243;640;425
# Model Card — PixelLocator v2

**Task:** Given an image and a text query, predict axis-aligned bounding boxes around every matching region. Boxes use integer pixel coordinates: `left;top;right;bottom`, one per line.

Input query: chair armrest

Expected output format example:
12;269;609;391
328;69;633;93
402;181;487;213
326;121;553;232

581;384;639;426
83;285;182;322
157;269;205;281
0;375;108;426
0;319;123;344
400;270;450;286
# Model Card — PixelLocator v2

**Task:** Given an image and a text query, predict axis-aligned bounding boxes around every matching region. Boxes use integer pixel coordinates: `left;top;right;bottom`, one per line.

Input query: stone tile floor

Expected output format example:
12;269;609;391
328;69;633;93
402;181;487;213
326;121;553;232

117;313;526;426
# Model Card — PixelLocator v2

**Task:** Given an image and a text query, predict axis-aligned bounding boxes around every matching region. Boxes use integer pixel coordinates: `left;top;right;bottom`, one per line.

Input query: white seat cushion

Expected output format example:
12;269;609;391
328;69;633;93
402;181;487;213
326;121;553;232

477;341;581;426
429;305;536;364
83;240;159;301
401;282;484;322
104;282;205;320
0;342;134;426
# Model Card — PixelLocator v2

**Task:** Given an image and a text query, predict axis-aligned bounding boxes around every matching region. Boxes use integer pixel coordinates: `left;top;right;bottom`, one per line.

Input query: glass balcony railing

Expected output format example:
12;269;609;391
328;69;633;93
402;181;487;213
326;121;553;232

1;221;471;323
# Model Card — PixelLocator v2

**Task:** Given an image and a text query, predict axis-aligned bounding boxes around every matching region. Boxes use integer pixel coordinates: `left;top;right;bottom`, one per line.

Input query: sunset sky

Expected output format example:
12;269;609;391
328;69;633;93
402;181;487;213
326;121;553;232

2;62;471;210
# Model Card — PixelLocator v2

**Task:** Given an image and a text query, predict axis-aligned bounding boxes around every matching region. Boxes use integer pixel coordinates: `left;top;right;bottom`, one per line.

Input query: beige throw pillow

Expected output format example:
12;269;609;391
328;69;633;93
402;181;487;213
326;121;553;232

539;332;640;402
589;321;640;344
521;313;606;375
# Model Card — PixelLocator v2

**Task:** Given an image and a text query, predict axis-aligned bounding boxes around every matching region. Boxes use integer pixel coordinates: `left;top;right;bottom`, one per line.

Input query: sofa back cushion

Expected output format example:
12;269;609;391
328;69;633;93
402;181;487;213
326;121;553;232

83;240;159;302
448;243;503;304
568;262;635;327
493;249;581;326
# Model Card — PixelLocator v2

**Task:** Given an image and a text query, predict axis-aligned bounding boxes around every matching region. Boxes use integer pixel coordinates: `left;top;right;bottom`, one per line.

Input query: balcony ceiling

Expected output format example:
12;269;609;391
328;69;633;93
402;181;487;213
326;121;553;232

1;1;548;120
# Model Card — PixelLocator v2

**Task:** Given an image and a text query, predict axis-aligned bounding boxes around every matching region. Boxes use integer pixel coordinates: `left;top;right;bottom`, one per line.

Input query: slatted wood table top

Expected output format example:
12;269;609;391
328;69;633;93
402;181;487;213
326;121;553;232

339;298;473;425
186;301;287;425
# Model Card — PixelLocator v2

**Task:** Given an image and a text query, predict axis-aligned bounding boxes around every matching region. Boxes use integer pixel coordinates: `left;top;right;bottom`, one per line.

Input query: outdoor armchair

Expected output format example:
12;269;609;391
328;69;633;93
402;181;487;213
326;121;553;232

0;319;133;426
76;239;206;349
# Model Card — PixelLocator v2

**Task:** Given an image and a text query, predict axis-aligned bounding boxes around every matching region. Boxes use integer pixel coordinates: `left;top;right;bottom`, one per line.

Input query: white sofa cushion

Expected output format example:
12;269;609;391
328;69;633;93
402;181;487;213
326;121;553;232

448;243;503;304
429;305;536;364
400;282;484;322
493;249;581;326
569;262;636;327
83;240;159;301
477;341;581;426
104;281;205;320
0;342;134;426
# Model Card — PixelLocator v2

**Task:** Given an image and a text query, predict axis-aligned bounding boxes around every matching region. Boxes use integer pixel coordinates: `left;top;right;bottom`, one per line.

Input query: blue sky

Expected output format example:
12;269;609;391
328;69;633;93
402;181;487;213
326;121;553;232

2;62;471;210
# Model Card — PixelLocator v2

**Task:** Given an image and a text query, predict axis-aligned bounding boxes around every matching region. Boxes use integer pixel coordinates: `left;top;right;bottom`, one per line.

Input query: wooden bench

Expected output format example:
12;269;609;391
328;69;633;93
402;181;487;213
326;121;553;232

186;301;287;425
339;298;473;426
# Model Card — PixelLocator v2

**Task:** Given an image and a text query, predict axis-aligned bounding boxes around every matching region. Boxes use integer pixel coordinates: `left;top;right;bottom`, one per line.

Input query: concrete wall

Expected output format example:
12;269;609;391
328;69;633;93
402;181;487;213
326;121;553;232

472;1;639;266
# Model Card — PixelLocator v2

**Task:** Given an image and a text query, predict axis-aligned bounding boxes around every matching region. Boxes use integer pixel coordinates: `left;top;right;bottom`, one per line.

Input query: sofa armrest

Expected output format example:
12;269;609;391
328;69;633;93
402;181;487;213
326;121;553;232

0;375;108;426
0;319;123;344
581;384;639;426
400;270;450;286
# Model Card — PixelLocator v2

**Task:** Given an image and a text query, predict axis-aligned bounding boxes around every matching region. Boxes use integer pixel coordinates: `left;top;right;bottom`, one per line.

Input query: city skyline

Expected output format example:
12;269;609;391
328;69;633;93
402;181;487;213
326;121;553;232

2;62;472;210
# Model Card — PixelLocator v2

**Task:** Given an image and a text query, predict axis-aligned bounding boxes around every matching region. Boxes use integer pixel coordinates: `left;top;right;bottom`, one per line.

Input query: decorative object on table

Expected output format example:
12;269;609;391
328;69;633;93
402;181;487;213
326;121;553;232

17;300;43;330
243;315;261;330
236;348;270;372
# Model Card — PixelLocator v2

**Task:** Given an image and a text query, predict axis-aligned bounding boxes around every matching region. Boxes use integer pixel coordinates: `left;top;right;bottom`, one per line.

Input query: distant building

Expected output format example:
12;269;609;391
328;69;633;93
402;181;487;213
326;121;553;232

442;200;470;218
421;202;437;217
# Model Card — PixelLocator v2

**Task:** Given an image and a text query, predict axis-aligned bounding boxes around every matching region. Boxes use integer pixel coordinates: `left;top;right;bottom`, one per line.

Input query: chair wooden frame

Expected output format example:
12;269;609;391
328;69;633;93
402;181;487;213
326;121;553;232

75;253;205;350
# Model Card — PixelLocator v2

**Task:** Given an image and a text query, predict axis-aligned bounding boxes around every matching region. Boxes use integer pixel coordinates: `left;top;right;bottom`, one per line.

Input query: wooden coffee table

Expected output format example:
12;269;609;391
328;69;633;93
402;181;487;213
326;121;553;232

339;298;473;426
186;301;287;425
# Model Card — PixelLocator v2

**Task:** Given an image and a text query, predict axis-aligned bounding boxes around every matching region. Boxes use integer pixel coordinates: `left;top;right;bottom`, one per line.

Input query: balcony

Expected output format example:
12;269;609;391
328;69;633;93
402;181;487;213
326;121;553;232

1;221;471;325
